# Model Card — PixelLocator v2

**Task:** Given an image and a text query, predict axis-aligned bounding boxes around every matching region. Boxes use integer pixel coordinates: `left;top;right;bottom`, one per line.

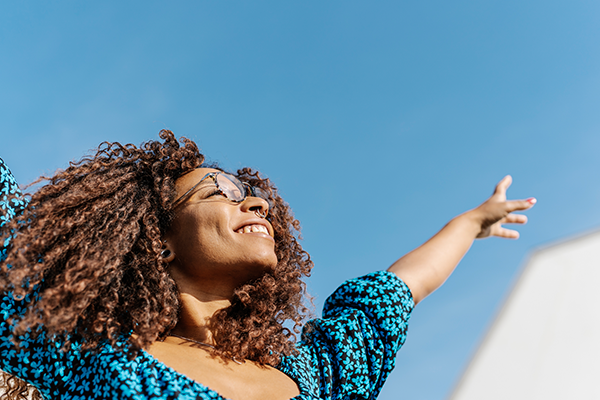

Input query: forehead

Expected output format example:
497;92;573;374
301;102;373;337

174;168;221;197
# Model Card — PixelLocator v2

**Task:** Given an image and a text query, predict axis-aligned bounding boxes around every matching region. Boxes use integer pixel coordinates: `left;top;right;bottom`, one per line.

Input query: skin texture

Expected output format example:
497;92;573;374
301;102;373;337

147;168;300;400
166;169;277;298
164;168;278;343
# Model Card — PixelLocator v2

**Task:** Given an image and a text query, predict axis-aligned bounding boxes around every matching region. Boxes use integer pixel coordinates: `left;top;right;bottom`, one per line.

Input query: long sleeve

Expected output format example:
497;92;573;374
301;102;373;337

0;157;49;392
278;271;414;400
0;159;81;397
0;158;28;235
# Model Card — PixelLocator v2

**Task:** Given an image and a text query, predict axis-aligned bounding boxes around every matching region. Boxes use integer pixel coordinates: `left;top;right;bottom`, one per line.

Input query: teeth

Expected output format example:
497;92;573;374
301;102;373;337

238;224;268;235
252;225;269;233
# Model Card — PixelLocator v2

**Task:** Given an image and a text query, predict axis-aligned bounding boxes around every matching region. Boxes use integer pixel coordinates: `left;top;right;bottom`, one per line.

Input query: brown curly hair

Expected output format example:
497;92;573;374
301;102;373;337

0;130;313;369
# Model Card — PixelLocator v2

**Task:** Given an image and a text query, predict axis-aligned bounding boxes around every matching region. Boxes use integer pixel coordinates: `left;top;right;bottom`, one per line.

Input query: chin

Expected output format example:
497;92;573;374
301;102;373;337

241;258;278;282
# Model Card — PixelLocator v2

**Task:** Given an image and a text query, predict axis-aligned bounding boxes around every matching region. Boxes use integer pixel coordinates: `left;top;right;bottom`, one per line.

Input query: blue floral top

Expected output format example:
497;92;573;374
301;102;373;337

0;157;414;400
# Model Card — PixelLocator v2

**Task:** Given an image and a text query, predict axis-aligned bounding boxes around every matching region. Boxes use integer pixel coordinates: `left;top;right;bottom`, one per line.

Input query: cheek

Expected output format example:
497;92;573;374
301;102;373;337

169;214;230;260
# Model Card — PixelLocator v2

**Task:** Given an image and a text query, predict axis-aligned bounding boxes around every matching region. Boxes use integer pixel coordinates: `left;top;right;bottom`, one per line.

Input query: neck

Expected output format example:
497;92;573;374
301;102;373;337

167;263;238;343
170;290;232;344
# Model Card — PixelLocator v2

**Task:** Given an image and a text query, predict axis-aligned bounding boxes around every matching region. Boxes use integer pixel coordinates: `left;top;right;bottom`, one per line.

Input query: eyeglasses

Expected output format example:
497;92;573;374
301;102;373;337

171;171;272;211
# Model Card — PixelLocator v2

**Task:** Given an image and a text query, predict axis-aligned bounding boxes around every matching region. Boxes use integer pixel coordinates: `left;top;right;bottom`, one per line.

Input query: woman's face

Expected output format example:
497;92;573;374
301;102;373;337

164;168;277;293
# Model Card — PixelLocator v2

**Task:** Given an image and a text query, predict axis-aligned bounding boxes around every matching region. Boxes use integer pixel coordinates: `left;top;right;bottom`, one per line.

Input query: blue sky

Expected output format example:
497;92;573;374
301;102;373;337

2;2;600;399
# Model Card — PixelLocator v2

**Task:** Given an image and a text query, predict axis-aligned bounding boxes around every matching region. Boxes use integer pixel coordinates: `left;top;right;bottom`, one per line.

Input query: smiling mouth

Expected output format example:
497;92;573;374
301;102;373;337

236;224;270;235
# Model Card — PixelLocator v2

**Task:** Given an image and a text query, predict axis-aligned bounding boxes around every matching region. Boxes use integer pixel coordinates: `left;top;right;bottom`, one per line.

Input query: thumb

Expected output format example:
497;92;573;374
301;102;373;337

493;175;513;196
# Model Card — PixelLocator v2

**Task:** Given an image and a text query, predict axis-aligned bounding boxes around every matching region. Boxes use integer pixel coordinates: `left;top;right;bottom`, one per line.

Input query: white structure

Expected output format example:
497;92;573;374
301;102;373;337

449;229;600;400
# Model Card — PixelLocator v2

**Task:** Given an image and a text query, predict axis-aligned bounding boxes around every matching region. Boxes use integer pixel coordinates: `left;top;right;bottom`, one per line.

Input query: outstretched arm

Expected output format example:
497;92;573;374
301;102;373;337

388;176;535;304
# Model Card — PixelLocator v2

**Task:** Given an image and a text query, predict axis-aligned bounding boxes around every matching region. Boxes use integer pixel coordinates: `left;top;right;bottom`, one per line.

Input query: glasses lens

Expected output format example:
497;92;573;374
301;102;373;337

250;186;274;210
215;173;246;202
215;172;274;210
251;186;269;201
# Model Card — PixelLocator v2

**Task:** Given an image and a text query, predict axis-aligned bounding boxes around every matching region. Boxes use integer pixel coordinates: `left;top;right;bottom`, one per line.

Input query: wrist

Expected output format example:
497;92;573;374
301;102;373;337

452;210;484;237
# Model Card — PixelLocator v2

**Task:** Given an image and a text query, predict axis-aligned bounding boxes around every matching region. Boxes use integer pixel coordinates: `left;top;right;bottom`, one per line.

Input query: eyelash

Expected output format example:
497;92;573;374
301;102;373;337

206;190;223;198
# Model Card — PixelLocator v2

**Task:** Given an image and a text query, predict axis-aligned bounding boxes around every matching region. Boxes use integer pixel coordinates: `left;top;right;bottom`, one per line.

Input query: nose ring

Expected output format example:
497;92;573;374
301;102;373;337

255;210;267;219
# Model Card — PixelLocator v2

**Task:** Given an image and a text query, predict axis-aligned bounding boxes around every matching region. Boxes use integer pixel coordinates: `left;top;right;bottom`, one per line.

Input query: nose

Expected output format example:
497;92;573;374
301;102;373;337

240;195;269;218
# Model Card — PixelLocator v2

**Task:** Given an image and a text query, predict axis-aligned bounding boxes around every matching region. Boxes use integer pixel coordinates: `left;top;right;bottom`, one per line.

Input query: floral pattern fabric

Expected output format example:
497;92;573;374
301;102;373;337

0;157;414;400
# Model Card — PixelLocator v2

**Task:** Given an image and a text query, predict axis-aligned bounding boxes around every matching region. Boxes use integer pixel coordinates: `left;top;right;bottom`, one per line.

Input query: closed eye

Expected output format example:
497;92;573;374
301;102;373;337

188;186;224;201
205;189;226;199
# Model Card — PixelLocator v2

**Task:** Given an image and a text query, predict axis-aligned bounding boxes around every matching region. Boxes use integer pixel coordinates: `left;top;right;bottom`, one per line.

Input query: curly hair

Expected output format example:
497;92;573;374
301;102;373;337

0;130;313;367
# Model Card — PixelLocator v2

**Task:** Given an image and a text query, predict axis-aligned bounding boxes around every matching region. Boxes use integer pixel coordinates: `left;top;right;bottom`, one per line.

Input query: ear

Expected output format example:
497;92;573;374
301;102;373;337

160;239;176;263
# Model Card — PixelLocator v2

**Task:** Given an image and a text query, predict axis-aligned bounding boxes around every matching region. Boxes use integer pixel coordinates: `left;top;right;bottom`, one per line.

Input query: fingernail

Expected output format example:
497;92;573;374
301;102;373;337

527;197;537;204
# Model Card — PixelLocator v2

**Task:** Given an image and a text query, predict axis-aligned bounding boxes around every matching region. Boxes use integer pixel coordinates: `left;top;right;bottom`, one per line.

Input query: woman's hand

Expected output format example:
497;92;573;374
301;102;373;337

388;175;535;304
468;175;536;239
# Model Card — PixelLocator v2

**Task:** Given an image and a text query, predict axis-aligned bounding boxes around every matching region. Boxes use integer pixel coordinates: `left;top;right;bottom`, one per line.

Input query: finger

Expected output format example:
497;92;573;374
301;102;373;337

505;198;537;213
493;226;520;239
503;213;528;225
493;175;512;196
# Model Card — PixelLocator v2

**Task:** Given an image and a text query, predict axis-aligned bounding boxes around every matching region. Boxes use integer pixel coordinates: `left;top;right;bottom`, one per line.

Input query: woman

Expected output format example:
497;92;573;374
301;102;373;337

0;130;535;399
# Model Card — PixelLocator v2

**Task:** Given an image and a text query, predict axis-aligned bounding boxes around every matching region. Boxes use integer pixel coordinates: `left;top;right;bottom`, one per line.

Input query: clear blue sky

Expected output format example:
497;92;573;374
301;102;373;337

2;2;599;399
